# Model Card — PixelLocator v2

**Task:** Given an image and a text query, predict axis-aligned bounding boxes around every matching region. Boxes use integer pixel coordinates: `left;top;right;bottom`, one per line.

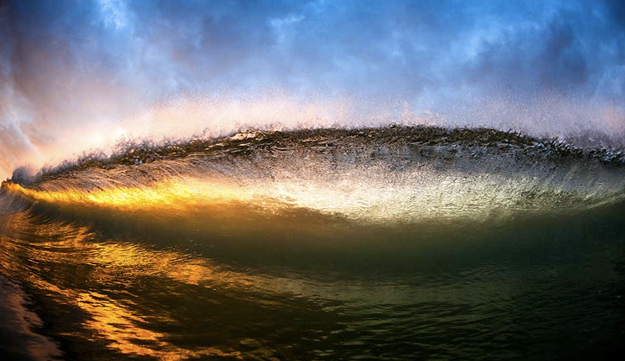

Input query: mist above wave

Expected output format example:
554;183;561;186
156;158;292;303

3;90;625;183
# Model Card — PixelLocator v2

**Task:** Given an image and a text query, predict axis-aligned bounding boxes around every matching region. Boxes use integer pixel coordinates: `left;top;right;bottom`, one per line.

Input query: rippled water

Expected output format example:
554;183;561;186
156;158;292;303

1;127;625;360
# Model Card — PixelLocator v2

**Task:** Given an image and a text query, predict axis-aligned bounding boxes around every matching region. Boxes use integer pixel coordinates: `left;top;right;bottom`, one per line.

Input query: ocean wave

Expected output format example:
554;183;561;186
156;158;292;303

2;129;625;361
3;126;625;225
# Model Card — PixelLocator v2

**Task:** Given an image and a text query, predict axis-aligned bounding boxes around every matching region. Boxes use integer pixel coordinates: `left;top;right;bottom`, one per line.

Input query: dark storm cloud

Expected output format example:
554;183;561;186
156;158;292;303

0;0;624;176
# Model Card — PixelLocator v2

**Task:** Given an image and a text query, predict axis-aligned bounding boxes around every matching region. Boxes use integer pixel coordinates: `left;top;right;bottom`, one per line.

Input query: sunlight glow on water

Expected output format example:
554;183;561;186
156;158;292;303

1;127;624;360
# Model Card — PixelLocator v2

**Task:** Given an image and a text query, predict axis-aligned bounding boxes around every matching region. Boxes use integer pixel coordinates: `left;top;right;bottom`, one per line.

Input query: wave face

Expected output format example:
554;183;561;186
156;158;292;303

1;126;625;360
9;126;625;221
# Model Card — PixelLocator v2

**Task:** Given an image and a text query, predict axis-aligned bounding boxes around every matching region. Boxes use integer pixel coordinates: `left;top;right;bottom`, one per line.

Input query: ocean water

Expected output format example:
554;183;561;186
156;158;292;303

1;126;625;360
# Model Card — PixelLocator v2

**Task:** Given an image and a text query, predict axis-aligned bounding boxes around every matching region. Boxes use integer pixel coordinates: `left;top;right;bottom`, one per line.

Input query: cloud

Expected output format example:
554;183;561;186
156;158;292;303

98;0;130;30
0;0;624;177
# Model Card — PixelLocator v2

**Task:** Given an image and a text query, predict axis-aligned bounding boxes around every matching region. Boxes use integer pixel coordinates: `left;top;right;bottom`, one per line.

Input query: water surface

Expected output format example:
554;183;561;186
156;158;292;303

1;126;624;360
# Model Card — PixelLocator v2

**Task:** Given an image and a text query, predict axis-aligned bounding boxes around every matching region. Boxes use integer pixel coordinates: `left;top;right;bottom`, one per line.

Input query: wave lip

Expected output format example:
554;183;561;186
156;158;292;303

5;126;625;224
28;126;625;182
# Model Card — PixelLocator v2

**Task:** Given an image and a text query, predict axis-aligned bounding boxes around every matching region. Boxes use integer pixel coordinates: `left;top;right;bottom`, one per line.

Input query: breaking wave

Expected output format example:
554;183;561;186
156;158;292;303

4;125;625;224
2;125;625;361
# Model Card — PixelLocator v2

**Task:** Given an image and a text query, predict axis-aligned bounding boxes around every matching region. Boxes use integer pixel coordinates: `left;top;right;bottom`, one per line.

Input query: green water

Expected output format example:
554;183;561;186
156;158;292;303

1;192;625;360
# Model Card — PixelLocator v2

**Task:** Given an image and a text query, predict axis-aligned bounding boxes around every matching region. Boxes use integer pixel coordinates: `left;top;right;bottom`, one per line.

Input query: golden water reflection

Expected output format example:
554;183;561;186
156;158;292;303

0;211;290;360
3;179;258;212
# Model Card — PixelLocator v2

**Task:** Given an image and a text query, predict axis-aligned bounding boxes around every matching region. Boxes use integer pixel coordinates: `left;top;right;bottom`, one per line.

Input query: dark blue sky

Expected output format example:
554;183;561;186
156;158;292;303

1;0;624;175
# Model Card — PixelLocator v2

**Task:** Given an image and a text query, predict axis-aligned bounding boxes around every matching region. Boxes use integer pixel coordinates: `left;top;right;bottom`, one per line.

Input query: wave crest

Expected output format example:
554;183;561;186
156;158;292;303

4;126;625;224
